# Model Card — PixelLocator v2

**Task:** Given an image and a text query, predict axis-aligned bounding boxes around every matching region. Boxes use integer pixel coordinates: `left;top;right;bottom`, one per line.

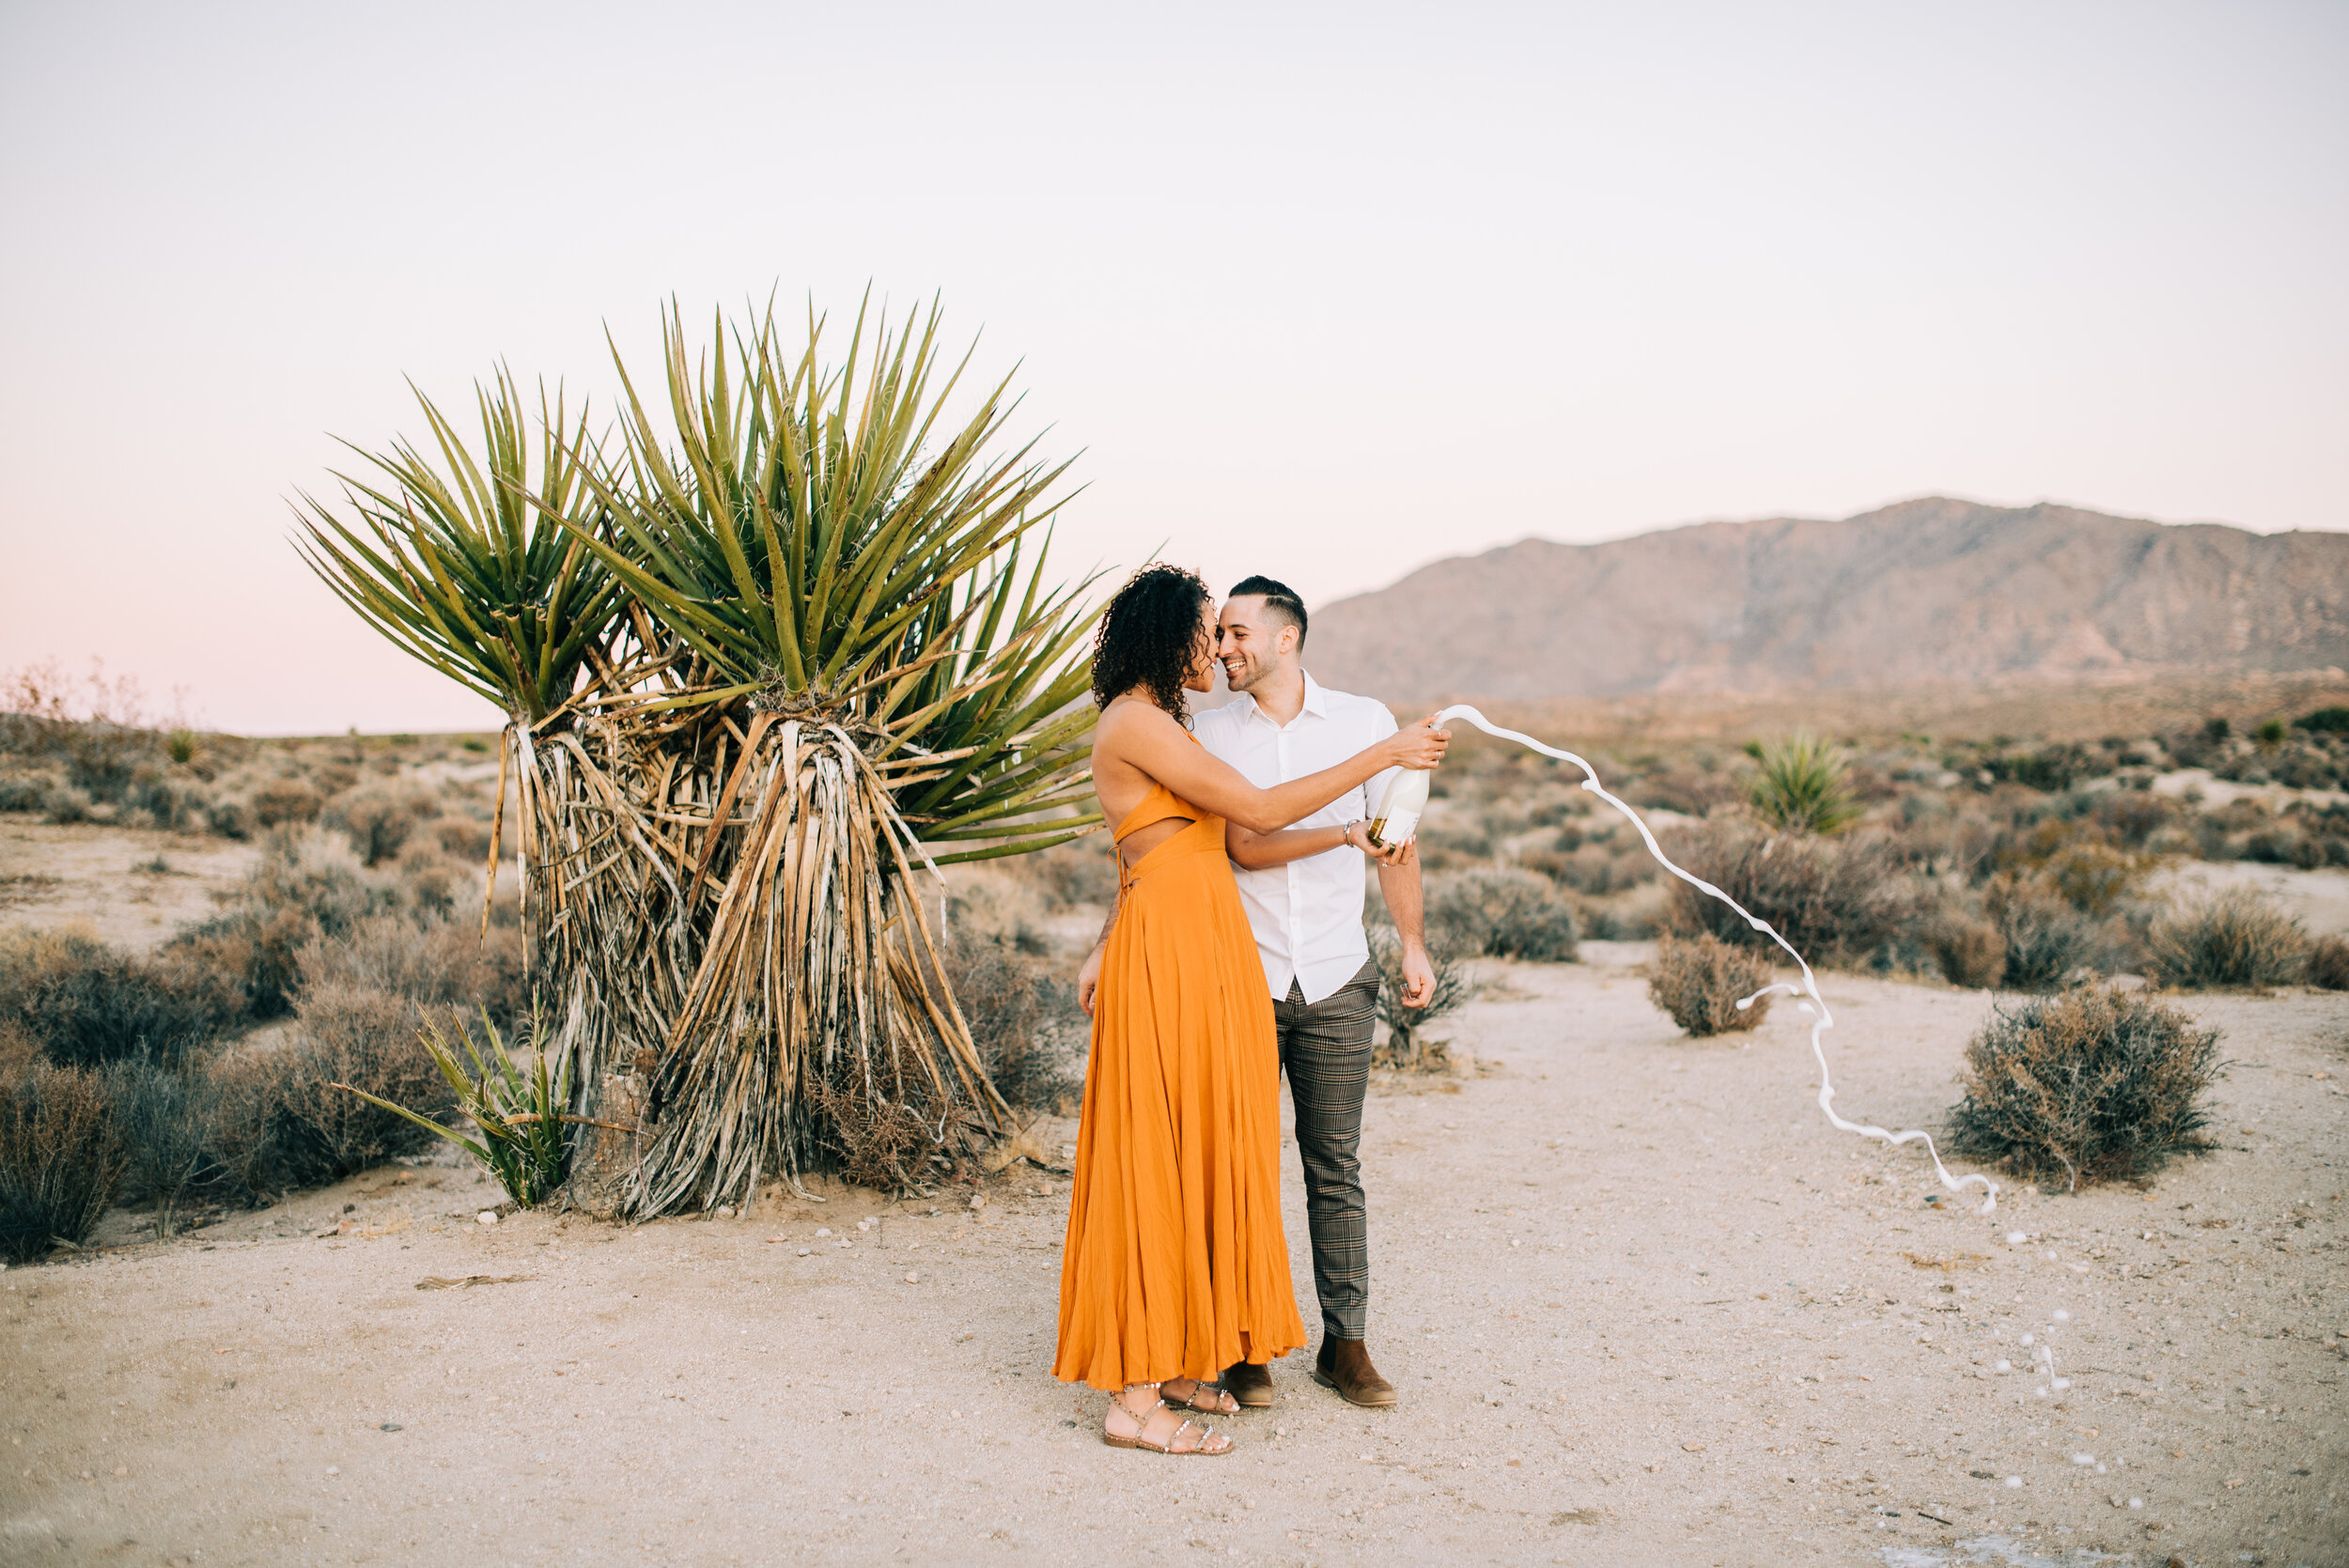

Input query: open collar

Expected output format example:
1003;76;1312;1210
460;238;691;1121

1236;670;1329;730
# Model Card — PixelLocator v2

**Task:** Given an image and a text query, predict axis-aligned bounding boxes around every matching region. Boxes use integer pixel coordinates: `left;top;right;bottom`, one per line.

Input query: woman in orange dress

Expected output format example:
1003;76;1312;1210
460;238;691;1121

1054;565;1449;1455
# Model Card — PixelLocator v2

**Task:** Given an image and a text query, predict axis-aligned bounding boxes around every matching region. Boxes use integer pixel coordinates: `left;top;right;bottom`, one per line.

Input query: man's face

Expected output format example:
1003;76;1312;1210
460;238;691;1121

1217;595;1296;694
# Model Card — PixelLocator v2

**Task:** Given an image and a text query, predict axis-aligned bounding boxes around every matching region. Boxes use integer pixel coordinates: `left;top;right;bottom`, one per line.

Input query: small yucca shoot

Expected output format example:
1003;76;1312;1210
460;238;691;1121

1745;732;1859;835
333;1013;624;1207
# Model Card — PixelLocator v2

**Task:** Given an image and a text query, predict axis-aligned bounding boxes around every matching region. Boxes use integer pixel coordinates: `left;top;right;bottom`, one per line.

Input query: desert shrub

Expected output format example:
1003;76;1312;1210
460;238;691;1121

396;844;459;917
1528;834;1655;895
0;926;246;1068
1662;825;1912;964
125;773;210;833
104;1058;223;1233
0;773;52;813
0;1019;38;1082
1949;986;2220;1189
1745;734;1859;834
935;929;1084;1112
249;778;323;828
2040;841;2152;916
434;816;495;862
2298;706;2349;735
1646;932;1773;1036
0;1062;126;1262
2271;749;2339;791
204;794;253;839
326;784;435;866
1369;926;1478;1069
2093;790;2177;849
197;1049;285;1202
1928;910;2007;989
168;831;397;1017
810;1057;949;1192
41;783;93;823
943;873;1051;955
2145;889;2309;989
2306;935;2349;991
1423;868;1579;962
2242;829;2303;865
1985;743;2099;793
263;980;460;1187
1986;877;2100;992
1414;819;1494;870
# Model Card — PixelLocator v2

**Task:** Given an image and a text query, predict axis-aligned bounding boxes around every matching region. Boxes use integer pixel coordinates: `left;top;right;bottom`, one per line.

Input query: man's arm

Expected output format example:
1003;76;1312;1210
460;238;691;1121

1378;852;1436;1007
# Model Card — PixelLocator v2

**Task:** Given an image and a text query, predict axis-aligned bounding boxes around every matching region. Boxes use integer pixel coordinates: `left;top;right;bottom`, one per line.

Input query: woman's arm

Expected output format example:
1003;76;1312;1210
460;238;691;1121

1076;884;1118;1016
1226;818;1414;871
1100;703;1448;834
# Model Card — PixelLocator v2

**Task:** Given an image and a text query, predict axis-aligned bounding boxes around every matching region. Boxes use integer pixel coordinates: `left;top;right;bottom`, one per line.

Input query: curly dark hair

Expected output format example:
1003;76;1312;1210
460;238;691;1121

1091;563;1210;724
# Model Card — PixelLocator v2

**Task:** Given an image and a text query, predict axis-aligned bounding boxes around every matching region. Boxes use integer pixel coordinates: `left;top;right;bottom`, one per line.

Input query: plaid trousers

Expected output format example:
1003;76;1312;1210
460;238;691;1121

1272;959;1379;1341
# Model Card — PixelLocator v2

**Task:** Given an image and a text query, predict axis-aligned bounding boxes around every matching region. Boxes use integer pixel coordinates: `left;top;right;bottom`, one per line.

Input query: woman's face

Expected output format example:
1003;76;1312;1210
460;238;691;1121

1183;598;1220;692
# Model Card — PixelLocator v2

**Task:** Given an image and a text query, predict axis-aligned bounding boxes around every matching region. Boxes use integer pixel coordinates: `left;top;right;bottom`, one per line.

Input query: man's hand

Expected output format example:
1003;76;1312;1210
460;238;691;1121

1078;942;1106;1017
1398;940;1436;1008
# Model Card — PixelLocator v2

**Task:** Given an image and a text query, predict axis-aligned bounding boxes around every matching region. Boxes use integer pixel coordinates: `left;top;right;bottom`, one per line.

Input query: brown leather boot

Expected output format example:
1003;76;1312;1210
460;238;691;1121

1222;1359;1274;1408
1311;1337;1397;1407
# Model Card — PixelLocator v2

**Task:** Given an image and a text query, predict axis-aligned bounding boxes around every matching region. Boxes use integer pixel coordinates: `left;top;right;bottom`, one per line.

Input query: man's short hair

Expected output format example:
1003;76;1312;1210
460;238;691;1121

1228;575;1307;647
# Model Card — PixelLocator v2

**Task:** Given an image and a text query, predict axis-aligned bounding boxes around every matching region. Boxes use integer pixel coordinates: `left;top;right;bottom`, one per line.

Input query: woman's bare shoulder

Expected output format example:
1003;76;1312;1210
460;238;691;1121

1095;696;1180;745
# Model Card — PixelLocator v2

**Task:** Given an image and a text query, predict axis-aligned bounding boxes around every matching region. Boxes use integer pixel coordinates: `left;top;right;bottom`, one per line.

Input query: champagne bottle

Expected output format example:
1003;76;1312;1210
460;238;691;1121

1365;765;1429;850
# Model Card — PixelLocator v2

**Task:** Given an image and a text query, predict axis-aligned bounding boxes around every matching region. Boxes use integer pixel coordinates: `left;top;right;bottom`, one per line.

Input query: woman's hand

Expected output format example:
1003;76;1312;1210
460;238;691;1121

1383;713;1452;771
1078;941;1106;1017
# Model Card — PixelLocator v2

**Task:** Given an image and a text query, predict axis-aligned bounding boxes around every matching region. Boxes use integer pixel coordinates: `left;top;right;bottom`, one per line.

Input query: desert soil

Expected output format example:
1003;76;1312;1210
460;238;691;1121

5;941;2345;1567
0;823;259;954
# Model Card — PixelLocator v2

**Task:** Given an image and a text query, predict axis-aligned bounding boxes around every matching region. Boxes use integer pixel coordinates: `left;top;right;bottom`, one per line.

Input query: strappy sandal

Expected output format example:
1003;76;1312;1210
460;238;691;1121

1158;1376;1240;1416
1102;1385;1232;1456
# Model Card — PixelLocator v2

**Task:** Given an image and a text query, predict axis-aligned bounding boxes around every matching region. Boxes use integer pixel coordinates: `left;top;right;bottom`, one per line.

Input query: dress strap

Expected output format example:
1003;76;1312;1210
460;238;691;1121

1113;782;1196;844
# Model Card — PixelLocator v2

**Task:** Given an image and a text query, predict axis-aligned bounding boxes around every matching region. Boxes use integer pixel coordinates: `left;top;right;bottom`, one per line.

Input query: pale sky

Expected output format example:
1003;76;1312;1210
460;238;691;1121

2;1;2342;734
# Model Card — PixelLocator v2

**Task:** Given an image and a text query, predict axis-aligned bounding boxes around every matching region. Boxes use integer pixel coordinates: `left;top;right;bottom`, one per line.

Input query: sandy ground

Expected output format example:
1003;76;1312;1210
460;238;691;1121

4;945;2345;1567
0;823;258;953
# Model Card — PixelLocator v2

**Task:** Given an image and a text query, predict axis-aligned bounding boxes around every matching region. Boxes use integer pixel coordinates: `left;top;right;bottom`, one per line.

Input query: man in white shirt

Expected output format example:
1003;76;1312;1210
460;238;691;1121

1193;576;1439;1412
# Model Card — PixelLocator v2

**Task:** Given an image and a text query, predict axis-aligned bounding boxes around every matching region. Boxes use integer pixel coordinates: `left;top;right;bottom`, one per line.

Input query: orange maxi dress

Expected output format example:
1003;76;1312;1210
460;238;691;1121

1052;775;1307;1391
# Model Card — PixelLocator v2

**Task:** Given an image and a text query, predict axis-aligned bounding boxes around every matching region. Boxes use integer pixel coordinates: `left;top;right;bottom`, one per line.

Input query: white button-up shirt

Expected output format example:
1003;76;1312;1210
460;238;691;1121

1194;671;1401;1005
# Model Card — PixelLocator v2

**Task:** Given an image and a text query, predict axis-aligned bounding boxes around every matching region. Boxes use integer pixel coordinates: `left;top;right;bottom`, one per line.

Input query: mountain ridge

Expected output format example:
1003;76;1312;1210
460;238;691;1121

1305;497;2349;706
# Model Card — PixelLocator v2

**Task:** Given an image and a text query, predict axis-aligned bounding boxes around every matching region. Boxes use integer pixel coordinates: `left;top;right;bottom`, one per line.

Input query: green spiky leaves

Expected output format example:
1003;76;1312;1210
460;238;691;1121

294;370;629;723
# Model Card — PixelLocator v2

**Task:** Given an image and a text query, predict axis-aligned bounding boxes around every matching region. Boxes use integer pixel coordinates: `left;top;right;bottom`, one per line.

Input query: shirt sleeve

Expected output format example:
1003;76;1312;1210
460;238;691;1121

1361;704;1402;821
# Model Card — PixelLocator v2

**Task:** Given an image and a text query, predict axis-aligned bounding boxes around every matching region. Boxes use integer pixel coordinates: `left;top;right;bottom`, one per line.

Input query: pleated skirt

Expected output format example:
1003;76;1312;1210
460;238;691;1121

1051;816;1305;1390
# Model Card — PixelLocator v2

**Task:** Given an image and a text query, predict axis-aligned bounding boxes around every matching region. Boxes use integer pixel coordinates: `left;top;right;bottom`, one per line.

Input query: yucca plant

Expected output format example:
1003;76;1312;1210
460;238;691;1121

297;295;1101;1216
549;298;1101;1214
1745;732;1859;835
333;1013;599;1208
